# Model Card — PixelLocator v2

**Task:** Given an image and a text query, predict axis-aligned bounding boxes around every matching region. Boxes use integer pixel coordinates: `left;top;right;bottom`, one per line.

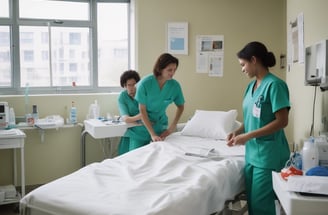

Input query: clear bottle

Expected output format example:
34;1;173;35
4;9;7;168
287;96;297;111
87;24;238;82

9;107;16;128
93;100;100;119
302;137;319;174
293;151;302;170
88;100;100;119
69;101;77;124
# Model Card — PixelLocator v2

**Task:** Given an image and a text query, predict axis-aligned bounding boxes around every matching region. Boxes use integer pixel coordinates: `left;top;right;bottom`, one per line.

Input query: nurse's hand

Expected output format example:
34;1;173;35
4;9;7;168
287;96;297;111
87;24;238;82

151;135;163;142
160;128;173;140
227;133;248;146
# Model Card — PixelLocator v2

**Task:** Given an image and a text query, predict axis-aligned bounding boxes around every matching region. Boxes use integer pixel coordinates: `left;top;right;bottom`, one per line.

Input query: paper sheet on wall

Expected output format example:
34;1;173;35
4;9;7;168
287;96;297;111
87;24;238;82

196;35;224;77
167;22;188;55
287;12;304;68
297;13;304;64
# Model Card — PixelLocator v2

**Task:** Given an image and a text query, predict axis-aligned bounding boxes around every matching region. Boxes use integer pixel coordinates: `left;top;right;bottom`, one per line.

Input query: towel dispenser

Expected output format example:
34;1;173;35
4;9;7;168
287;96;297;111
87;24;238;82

305;39;328;91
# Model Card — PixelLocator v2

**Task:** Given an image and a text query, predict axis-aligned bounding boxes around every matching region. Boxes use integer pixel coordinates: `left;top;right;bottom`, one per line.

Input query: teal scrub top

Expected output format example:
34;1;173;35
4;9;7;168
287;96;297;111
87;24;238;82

243;72;290;170
118;90;149;141
135;74;185;134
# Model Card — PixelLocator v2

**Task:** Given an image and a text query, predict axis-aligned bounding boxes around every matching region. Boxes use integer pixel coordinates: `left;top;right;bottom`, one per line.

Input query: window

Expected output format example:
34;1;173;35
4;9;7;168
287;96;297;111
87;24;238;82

0;26;11;87
97;2;129;87
19;0;89;20
0;0;133;94
0;0;9;18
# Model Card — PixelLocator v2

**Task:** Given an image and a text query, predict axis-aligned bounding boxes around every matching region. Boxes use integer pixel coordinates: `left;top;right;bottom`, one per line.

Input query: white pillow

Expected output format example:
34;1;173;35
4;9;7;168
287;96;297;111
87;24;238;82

181;109;238;139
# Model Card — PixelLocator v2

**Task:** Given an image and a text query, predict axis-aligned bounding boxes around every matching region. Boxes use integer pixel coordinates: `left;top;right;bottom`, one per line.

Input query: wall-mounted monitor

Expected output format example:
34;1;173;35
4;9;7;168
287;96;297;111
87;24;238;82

305;40;328;91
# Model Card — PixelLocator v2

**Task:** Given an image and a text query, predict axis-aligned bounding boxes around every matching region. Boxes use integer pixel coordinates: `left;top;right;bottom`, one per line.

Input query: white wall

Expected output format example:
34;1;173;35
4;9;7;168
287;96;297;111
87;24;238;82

286;0;328;150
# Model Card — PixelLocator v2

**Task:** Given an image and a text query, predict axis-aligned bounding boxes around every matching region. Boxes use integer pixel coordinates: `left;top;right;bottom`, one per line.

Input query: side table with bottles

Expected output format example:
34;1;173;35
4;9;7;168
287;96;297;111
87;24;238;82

0;129;26;205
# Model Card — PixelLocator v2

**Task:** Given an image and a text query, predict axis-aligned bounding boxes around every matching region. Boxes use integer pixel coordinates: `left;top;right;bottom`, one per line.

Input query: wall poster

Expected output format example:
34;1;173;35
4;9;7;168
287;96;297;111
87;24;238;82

167;22;188;55
196;35;224;77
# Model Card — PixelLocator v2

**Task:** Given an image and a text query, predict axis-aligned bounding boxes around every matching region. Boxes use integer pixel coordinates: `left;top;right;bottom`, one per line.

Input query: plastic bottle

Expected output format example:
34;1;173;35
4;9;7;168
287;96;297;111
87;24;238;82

32;104;39;123
9;107;16;128
69;101;77;124
293;152;302;170
88;100;100;119
302;137;319;174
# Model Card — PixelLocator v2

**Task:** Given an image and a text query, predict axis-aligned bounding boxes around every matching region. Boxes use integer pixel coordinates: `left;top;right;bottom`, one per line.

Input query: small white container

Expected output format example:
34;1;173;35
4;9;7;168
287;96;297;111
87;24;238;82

302;138;319;174
9;107;16;128
88;100;100;119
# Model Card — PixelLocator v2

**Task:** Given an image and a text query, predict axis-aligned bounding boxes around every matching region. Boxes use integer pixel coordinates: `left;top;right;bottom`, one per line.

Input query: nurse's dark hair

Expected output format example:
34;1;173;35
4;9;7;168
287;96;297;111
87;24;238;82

120;70;140;88
153;53;179;77
237;41;276;68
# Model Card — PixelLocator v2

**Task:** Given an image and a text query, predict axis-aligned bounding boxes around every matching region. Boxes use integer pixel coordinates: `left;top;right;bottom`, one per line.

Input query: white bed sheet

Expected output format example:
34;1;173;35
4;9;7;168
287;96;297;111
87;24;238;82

20;132;245;215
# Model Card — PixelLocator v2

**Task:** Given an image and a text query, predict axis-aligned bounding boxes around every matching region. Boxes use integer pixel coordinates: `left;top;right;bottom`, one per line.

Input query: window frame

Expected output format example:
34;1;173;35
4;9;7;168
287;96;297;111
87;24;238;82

0;0;134;95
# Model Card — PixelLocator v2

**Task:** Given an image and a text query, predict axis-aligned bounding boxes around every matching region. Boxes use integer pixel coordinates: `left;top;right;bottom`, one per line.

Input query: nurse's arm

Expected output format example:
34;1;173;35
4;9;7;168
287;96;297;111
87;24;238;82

121;113;142;124
139;104;161;141
170;104;184;131
161;104;184;138
226;123;245;146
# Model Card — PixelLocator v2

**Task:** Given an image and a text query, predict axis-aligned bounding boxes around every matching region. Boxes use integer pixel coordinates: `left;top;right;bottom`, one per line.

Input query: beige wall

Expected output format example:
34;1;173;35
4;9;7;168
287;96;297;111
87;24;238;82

1;0;287;186
136;0;286;123
286;0;328;150
0;94;121;185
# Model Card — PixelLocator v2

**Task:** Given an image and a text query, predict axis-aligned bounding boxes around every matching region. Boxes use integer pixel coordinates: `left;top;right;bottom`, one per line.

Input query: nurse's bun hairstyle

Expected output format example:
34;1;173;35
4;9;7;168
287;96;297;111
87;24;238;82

237;41;276;68
153;53;179;77
120;70;140;88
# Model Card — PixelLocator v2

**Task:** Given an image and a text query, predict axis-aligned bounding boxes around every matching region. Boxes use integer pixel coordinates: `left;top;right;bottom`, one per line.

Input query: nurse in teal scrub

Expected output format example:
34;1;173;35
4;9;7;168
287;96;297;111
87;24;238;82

135;53;185;142
226;42;290;215
117;70;149;155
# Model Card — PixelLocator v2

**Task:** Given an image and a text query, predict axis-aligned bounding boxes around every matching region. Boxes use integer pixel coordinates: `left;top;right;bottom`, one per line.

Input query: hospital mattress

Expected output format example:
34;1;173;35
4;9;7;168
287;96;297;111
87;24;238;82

20;132;245;215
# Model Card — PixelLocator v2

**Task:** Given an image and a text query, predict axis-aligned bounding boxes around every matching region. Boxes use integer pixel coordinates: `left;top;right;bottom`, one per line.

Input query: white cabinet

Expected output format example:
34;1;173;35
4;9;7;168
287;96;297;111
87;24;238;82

0;129;26;205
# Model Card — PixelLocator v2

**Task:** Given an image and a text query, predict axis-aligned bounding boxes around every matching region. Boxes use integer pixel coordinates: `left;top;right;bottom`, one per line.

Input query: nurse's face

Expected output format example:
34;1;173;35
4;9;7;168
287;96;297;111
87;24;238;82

125;78;137;97
161;63;177;80
238;57;257;78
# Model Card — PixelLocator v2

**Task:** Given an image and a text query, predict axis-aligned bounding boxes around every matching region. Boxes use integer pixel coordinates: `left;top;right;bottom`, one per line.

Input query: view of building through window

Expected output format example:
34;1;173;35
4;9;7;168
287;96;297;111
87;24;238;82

19;26;91;87
0;26;11;87
97;3;129;87
0;0;131;93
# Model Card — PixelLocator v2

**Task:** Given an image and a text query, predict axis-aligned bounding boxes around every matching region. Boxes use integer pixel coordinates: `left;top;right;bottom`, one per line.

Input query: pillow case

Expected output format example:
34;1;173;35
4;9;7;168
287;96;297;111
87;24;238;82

181;109;238;139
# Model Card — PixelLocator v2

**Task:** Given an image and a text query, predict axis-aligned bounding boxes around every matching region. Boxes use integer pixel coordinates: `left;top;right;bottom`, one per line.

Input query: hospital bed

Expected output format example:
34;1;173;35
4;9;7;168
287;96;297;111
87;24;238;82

20;110;247;215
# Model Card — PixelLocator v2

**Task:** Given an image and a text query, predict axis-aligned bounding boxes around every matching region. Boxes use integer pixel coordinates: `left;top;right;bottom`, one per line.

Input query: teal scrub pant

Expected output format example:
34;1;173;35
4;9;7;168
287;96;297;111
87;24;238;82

118;137;150;155
245;163;276;215
118;137;130;155
129;138;150;151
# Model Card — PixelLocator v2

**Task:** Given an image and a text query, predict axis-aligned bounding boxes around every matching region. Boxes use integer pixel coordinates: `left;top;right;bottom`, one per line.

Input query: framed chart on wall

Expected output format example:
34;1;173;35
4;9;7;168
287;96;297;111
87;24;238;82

167;22;188;55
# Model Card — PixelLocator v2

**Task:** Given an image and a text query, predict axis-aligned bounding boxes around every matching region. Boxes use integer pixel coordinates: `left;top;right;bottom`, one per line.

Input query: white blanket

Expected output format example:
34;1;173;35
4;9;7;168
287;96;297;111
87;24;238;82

20;132;245;215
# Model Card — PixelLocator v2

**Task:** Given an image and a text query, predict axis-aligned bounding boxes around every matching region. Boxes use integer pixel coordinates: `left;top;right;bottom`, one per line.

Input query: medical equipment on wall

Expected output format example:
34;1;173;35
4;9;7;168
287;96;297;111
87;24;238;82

0;102;9;129
305;39;328;91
